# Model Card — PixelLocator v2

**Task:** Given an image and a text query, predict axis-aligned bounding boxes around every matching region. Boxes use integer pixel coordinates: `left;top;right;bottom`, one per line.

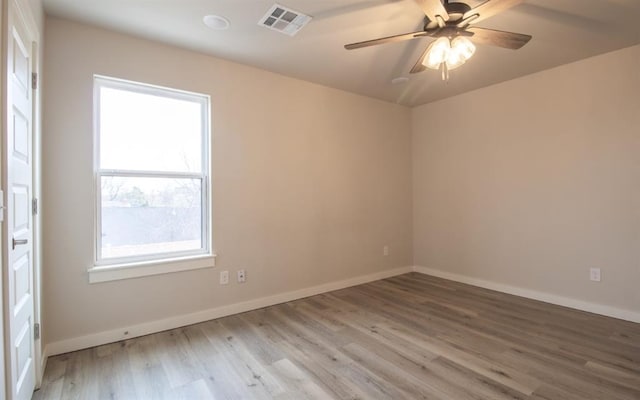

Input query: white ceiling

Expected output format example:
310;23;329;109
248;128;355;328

42;0;640;107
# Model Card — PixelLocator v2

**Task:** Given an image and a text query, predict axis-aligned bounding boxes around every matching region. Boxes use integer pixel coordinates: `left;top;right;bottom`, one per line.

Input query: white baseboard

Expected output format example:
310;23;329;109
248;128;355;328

45;266;413;356
43;264;638;358
412;266;640;323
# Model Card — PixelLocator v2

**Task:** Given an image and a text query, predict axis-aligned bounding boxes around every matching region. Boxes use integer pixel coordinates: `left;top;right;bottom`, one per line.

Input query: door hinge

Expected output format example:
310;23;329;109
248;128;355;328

34;323;40;340
32;72;38;90
32;198;38;215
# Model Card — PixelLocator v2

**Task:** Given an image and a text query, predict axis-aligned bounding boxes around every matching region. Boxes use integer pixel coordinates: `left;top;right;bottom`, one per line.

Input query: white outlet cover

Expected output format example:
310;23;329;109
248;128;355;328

220;270;229;285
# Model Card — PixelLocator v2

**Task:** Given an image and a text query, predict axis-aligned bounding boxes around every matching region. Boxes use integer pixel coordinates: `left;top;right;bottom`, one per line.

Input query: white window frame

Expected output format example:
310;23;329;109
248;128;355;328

89;75;214;283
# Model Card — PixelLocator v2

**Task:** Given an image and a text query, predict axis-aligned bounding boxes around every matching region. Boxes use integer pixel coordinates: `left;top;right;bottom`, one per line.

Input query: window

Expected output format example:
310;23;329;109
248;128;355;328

90;76;213;282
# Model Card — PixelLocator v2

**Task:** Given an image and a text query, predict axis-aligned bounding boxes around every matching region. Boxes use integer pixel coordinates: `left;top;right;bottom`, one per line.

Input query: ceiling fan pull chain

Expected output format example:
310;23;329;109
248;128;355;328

440;63;450;82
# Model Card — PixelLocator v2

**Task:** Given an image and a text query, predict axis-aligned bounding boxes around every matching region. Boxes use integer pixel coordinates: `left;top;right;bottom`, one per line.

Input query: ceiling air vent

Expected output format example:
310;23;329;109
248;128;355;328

258;4;312;36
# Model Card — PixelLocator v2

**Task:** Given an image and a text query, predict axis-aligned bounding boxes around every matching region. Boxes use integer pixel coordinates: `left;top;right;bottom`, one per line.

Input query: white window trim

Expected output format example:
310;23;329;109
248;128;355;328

92;75;213;282
88;254;216;283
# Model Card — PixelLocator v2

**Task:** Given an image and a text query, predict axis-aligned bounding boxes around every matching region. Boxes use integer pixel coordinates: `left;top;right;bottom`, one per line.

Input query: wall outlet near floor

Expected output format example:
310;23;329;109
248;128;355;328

237;269;246;283
590;268;601;282
383;246;389;256
220;270;229;285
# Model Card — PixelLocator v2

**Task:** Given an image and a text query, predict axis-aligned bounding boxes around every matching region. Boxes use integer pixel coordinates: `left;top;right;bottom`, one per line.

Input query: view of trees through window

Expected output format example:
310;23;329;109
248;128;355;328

100;176;202;259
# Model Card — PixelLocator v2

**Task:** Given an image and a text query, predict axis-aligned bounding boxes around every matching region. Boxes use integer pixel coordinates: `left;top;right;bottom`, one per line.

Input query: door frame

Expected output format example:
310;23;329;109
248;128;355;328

1;0;42;397
0;1;5;396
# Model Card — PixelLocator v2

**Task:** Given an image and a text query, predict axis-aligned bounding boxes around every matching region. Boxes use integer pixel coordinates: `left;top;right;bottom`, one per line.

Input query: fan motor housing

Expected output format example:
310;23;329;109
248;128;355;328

424;1;472;30
446;1;471;15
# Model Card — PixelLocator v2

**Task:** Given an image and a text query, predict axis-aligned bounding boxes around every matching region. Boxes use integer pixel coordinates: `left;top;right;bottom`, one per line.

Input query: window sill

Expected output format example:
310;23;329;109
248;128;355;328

88;254;216;283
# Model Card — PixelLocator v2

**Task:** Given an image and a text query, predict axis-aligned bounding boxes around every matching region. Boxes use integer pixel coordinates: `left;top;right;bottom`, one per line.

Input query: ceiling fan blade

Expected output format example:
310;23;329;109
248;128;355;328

463;0;525;25
414;0;449;23
467;27;531;50
344;31;428;50
410;45;431;74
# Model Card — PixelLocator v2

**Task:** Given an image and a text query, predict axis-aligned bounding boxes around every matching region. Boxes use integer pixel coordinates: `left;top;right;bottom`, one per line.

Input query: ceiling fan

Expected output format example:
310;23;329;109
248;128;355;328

344;0;532;79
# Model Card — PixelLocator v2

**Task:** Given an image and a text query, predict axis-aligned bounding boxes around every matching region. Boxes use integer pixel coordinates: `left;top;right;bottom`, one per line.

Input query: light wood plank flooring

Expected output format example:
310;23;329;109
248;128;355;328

34;273;640;399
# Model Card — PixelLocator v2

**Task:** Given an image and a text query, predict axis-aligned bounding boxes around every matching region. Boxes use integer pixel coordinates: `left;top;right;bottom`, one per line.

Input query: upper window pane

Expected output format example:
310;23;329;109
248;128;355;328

99;85;203;173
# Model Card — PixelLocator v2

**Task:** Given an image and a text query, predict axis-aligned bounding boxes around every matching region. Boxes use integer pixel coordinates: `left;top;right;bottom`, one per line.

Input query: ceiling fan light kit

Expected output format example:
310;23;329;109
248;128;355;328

344;0;531;81
423;36;476;80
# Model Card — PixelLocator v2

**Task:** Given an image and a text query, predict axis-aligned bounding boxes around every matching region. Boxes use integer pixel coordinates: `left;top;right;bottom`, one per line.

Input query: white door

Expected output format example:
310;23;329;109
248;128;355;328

4;0;36;399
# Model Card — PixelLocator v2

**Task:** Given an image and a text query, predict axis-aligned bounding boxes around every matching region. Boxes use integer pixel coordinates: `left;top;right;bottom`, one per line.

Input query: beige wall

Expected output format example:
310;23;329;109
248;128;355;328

413;45;640;312
42;17;413;345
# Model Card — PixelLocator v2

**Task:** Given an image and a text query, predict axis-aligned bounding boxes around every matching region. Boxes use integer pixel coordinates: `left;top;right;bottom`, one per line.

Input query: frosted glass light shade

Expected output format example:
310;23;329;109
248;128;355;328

423;36;477;72
423;37;450;70
451;37;476;61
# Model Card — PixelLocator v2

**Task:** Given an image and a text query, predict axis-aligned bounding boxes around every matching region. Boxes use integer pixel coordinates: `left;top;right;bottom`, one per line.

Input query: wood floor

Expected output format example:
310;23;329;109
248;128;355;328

34;273;640;400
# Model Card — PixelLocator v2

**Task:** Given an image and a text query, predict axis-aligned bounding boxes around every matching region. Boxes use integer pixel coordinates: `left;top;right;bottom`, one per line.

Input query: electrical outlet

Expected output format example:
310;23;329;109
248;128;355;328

383;246;389;256
590;268;601;282
220;270;229;285
237;269;246;283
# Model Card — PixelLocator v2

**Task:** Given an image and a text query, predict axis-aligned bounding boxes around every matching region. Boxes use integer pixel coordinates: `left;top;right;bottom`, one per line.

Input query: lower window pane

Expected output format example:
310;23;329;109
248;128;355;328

100;176;203;260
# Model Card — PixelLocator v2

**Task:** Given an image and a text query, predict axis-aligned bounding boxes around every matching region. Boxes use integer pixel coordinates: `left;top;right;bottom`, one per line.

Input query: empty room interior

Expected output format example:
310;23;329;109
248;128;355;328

0;0;638;399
